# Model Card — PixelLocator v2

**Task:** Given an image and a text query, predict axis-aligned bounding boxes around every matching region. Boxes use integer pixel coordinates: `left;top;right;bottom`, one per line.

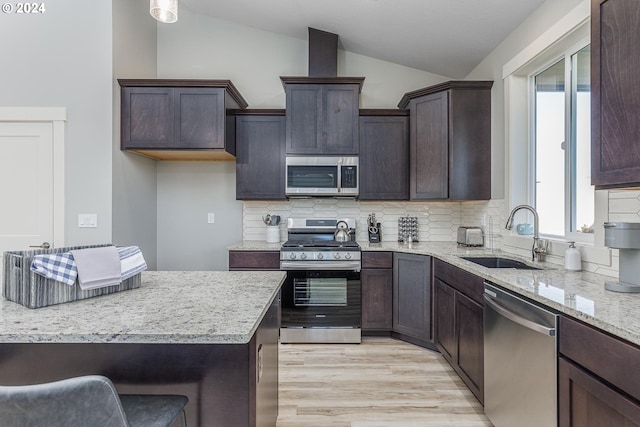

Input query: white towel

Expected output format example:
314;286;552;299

119;246;147;280
70;246;122;290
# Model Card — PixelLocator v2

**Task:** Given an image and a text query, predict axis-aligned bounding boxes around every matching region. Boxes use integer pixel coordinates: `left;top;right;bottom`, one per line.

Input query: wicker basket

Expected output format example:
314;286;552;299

2;244;141;309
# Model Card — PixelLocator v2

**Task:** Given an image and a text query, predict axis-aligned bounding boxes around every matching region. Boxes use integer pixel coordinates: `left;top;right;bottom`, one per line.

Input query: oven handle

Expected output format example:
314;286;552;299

280;261;361;272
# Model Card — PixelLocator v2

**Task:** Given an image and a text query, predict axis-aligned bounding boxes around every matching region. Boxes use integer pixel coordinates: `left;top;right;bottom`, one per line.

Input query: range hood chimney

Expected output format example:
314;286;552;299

308;28;338;77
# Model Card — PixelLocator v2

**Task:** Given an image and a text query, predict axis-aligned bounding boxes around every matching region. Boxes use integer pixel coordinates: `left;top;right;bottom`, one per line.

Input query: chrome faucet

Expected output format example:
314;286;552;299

505;204;548;262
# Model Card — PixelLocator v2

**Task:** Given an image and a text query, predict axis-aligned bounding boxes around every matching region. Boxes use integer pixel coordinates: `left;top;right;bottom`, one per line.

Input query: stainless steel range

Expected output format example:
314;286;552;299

279;218;361;344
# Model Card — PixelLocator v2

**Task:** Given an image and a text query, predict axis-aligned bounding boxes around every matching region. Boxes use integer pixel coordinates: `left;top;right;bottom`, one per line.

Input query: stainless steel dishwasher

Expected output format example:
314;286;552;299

483;282;558;427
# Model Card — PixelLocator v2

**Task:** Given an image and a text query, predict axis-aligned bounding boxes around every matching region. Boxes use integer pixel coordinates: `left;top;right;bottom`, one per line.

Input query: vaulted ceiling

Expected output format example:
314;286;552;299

180;0;547;78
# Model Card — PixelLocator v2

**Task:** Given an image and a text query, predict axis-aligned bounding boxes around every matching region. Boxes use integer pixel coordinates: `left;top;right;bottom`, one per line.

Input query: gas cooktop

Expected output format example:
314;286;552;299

282;239;360;249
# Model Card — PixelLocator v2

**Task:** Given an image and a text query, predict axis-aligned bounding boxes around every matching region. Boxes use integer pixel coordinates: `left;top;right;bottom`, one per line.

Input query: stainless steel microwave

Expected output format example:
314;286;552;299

286;156;358;197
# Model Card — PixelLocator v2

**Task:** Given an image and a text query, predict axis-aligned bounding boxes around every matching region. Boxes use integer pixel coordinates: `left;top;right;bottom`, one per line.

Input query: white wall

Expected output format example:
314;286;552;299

155;6;450;270
465;0;585;199
0;1;113;246
112;0;159;269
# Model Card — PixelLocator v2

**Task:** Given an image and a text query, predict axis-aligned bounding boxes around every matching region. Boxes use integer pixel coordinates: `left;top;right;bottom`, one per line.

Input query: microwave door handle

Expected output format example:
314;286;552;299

337;159;342;193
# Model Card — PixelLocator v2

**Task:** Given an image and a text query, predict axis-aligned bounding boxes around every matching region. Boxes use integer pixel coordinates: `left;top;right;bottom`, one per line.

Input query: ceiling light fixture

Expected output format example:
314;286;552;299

150;0;178;24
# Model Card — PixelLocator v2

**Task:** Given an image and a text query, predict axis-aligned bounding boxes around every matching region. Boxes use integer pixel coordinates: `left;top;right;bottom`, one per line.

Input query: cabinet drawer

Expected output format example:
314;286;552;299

559;316;640;401
362;252;393;269
433;259;483;305
228;251;280;270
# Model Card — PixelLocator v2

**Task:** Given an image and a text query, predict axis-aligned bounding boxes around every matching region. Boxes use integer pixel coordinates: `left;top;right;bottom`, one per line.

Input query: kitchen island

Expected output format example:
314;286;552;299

0;270;285;427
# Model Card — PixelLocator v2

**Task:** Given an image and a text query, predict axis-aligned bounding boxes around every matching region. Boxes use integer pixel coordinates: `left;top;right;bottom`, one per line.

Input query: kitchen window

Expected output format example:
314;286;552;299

532;44;593;240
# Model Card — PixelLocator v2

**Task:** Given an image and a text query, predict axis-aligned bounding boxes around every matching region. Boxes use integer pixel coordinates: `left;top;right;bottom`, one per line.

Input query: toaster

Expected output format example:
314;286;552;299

457;226;484;247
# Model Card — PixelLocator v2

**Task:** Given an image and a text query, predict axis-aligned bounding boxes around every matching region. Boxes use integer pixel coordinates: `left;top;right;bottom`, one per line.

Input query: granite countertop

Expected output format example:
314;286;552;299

228;241;284;251
0;271;285;345
228;240;640;346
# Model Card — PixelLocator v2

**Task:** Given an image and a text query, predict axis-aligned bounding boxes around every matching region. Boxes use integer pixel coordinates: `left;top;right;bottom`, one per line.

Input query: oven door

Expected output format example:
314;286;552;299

280;270;361;343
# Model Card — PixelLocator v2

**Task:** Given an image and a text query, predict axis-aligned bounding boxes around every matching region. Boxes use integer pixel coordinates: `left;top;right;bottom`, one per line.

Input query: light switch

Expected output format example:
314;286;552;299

207;213;215;224
78;213;98;228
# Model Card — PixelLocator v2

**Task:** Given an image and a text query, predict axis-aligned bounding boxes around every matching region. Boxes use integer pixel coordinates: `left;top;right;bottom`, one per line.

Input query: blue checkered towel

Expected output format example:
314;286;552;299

30;252;78;286
30;246;147;286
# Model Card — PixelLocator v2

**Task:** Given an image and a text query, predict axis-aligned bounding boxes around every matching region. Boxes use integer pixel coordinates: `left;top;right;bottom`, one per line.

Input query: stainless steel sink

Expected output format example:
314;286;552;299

460;256;542;270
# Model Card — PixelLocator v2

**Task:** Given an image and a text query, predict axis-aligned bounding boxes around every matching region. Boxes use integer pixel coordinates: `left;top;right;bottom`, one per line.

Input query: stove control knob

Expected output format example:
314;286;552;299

300;253;307;260
317;253;324;260
334;253;341;259
345;253;352;260
289;253;296;260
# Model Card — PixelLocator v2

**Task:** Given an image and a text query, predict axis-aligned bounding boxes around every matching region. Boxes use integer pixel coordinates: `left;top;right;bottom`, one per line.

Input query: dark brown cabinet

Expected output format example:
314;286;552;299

228;251;280;271
398;81;492;200
359;112;409;200
559;315;640;426
281;77;364;155
119;79;247;161
591;0;640;188
559;358;640;426
235;113;286;200
433;259;484;403
361;252;393;331
392;252;432;346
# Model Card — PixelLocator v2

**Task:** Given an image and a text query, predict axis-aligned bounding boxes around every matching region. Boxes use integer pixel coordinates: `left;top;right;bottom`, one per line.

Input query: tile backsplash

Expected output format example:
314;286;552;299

243;199;505;243
609;190;640;222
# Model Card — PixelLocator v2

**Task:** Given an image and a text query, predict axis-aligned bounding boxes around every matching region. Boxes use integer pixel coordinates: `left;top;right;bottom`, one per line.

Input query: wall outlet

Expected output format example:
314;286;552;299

207;213;215;224
78;213;98;228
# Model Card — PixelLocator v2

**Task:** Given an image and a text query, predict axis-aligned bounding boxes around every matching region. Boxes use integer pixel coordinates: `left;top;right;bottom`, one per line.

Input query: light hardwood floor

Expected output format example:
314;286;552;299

277;337;493;427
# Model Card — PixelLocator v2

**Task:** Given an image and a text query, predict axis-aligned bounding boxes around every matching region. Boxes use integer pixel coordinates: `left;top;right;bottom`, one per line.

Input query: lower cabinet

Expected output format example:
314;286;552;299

558;316;640;426
433;259;484;403
228;250;280;271
392;252;432;346
559;358;640;426
361;252;393;331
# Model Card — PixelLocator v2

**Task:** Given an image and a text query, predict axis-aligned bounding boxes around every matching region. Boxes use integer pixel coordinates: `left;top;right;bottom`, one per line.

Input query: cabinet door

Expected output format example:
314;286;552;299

559;357;640;426
434;278;456;363
228;251;281;271
448;88;491;200
121;87;174;149
174;88;225;149
285;84;359;155
322;84;359;154
410;91;449;199
359;116;409;200
361;269;393;330
286;85;322;154
393;253;431;341
456;291;484;403
592;0;640;188
236;115;286;200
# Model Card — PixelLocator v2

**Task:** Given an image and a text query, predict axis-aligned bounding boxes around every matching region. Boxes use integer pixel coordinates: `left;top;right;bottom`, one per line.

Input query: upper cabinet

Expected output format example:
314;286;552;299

235;111;287;200
359;110;410;200
118;79;248;161
281;77;364;155
591;0;640;188
398;81;493;200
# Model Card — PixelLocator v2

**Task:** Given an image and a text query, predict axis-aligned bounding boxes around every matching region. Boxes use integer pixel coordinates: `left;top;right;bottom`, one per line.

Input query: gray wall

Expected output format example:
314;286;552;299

112;0;159;269
0;0;113;246
156;162;242;271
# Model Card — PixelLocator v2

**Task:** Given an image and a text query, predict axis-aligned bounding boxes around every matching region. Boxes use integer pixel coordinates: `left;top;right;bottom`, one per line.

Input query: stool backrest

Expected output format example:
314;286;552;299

0;375;130;427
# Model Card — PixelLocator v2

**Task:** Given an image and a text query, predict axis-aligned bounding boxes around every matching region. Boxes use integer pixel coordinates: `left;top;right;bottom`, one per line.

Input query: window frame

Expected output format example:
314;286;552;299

526;37;594;244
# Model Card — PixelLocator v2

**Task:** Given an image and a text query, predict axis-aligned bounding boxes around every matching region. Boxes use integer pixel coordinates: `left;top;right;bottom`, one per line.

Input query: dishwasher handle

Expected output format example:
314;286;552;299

483;292;556;336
